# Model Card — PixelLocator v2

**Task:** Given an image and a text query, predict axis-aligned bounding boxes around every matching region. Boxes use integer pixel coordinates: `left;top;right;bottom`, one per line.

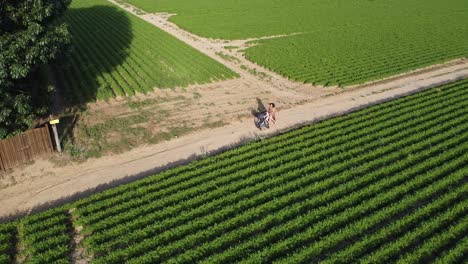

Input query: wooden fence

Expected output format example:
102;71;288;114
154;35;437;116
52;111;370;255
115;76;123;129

0;126;54;172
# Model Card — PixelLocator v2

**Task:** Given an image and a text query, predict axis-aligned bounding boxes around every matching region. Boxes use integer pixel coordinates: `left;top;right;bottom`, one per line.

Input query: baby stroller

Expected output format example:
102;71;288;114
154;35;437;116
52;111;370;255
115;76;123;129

256;112;270;129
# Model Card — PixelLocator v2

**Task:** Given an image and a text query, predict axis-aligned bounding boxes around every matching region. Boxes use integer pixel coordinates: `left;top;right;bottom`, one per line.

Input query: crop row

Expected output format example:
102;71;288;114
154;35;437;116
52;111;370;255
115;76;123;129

96;143;468;262
396;215;468;264
434;235;468;264
273;182;467;264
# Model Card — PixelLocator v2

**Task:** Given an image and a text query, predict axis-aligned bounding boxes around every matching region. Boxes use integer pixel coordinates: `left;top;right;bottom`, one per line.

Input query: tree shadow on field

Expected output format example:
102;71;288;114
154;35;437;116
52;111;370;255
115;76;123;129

53;5;133;105
50;5;133;149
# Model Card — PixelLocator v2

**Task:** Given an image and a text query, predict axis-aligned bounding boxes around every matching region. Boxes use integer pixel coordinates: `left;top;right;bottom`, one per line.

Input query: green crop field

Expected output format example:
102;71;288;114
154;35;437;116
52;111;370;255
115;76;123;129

1;79;468;263
125;0;468;86
53;0;238;103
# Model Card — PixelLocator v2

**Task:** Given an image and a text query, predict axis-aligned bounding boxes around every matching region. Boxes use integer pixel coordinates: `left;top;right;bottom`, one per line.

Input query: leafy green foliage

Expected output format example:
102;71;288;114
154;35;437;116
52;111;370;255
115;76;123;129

124;0;468;86
0;0;71;139
0;92;35;140
17;209;72;264
53;0;238;103
1;79;467;262
0;223;16;264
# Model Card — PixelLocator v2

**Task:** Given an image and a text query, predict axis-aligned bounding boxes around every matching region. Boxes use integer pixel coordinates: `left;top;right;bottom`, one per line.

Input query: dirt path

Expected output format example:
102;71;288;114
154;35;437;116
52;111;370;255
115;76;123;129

1;60;467;220
54;1;343;165
108;0;332;94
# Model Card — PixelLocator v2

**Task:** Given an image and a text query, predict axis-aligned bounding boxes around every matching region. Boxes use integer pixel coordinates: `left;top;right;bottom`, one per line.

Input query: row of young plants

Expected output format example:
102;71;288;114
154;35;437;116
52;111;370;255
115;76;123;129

396;215;468;264
55;0;237;103
0;208;72;264
165;149;468;264
200;154;467;264
268;48;466;86
433;236;468;264
359;203;467;264
279;40;464;77
0;79;466;263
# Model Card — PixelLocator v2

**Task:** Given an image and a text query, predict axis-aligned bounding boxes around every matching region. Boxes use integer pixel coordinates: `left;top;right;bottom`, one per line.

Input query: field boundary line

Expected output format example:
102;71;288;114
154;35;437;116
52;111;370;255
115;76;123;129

67;208;90;264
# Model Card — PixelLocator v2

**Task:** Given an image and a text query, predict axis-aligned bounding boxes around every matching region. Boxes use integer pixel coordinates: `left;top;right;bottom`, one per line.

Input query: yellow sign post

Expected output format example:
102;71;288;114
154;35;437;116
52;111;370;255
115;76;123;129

49;118;62;153
50;119;60;125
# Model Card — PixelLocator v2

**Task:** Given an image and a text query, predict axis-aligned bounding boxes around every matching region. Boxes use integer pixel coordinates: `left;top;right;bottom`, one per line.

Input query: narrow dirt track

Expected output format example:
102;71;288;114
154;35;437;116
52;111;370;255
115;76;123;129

107;0;333;97
1;60;467;220
0;0;467;220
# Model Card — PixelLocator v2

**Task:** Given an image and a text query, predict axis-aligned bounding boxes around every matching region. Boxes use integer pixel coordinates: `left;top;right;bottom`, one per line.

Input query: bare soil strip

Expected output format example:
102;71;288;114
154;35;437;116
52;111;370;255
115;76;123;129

67;209;89;264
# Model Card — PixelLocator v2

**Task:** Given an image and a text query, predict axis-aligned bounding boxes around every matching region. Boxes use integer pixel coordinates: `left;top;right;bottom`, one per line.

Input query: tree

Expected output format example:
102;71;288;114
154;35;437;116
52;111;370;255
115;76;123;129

0;0;71;139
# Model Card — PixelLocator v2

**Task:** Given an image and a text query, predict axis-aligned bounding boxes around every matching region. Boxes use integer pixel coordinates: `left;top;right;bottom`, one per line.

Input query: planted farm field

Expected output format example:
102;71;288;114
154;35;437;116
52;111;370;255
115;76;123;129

0;209;72;264
2;79;468;263
54;0;237;103
245;26;468;86
125;0;468;86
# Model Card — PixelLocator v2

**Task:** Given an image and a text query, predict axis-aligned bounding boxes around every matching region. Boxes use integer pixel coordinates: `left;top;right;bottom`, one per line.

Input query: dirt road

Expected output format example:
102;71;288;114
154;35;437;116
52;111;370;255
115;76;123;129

0;0;467;220
58;1;342;163
1;60;467;220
